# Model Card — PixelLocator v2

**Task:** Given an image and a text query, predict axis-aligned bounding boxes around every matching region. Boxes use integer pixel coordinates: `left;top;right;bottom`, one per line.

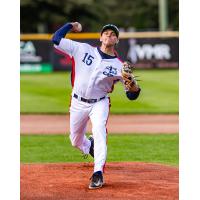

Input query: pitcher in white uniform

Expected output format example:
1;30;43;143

52;22;141;189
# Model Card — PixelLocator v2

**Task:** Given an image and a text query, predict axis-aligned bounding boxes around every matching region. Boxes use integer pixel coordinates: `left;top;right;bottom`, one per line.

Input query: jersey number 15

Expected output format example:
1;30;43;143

82;53;94;66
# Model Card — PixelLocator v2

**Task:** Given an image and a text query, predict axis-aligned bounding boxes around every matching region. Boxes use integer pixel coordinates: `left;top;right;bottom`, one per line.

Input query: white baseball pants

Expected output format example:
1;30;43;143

69;96;110;173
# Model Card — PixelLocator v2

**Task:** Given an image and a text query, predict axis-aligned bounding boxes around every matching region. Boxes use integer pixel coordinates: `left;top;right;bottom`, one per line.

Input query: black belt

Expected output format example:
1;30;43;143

73;93;106;104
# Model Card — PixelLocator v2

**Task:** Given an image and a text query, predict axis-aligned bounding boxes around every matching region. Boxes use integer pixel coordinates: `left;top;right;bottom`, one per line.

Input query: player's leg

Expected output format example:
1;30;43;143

89;97;110;173
69;98;91;154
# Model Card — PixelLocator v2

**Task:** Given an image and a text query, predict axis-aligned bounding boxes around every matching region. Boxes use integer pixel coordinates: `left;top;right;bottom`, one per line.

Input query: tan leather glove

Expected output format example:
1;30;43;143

121;61;140;92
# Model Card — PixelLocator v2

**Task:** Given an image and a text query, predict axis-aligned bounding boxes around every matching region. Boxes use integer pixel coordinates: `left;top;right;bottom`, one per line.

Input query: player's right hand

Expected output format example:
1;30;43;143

71;22;82;32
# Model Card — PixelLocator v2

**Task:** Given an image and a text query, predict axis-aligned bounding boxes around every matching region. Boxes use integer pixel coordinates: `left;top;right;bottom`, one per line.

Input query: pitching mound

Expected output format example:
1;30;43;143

20;162;178;200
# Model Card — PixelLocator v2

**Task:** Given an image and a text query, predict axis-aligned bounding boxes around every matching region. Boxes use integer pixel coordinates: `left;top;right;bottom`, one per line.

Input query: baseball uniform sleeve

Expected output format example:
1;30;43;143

52;22;81;57
54;38;80;58
52;23;73;45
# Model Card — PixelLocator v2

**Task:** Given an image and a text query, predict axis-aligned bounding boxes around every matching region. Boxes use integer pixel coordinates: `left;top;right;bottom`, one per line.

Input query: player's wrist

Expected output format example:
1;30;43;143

68;23;73;29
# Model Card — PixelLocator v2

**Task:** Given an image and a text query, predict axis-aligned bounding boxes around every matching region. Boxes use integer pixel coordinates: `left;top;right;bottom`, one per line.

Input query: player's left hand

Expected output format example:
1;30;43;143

121;61;139;92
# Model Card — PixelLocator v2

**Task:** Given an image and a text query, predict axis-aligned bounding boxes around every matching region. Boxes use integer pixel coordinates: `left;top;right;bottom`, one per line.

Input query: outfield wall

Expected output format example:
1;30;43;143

20;32;179;72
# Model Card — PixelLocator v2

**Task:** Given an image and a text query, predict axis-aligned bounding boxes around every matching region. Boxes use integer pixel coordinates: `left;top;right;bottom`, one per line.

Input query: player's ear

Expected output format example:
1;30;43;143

116;39;119;44
100;37;103;42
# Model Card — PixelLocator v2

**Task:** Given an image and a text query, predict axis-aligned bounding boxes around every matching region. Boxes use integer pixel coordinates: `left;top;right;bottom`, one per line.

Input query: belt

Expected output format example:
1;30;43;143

73;93;106;104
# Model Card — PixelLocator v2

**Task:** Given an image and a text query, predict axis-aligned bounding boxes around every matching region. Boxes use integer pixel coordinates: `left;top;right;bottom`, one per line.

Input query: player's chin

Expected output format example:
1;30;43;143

104;42;116;47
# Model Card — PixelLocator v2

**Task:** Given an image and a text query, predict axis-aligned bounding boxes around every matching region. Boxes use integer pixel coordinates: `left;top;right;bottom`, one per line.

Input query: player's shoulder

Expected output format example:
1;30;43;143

72;40;95;51
81;42;95;49
63;38;93;48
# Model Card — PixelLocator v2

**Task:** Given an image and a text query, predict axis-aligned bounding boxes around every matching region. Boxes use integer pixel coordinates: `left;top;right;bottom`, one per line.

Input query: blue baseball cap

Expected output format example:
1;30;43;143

101;24;119;37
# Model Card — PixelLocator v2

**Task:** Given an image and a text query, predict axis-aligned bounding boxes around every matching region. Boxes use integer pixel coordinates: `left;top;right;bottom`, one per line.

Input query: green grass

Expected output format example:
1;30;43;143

20;134;179;166
20;69;179;114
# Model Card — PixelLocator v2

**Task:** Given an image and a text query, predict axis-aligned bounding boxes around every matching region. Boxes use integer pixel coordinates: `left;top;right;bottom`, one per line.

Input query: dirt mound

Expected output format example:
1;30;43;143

20;162;178;200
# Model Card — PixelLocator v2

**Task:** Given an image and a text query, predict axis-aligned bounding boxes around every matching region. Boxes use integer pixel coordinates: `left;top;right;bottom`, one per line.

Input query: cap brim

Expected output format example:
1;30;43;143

101;25;119;37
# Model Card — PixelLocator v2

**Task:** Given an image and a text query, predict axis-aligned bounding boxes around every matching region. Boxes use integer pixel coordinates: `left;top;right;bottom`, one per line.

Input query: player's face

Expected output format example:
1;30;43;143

100;29;119;47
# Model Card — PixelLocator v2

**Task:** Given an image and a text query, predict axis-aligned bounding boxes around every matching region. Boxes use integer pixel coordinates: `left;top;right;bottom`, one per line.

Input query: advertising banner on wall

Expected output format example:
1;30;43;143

52;37;179;71
120;37;179;68
20;40;53;72
20;37;178;72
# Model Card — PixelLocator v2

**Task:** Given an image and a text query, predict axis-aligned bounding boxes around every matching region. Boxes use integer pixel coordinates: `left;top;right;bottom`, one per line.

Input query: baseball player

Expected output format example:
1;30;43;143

52;22;141;189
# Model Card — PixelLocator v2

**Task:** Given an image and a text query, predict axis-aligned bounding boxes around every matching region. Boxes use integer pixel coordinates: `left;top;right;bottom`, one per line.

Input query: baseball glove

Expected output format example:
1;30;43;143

121;61;139;92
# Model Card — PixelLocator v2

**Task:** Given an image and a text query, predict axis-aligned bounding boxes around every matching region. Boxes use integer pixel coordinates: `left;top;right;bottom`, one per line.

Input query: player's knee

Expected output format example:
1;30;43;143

92;123;106;133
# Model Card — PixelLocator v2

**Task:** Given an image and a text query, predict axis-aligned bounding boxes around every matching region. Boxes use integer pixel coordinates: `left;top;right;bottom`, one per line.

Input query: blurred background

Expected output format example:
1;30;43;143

20;0;178;33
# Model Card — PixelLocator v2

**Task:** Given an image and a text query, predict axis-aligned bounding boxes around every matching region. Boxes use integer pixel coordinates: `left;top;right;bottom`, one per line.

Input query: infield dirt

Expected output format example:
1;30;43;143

21;162;178;200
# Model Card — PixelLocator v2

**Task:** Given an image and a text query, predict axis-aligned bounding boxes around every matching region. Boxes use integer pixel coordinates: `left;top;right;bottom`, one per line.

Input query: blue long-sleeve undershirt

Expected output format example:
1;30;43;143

52;23;73;45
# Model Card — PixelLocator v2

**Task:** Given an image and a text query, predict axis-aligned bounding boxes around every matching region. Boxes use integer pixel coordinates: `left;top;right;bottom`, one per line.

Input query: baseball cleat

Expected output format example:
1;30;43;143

88;135;94;158
89;171;104;189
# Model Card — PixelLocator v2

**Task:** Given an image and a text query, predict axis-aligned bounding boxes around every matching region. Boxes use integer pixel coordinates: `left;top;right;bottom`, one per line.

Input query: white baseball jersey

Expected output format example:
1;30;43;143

54;38;124;99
